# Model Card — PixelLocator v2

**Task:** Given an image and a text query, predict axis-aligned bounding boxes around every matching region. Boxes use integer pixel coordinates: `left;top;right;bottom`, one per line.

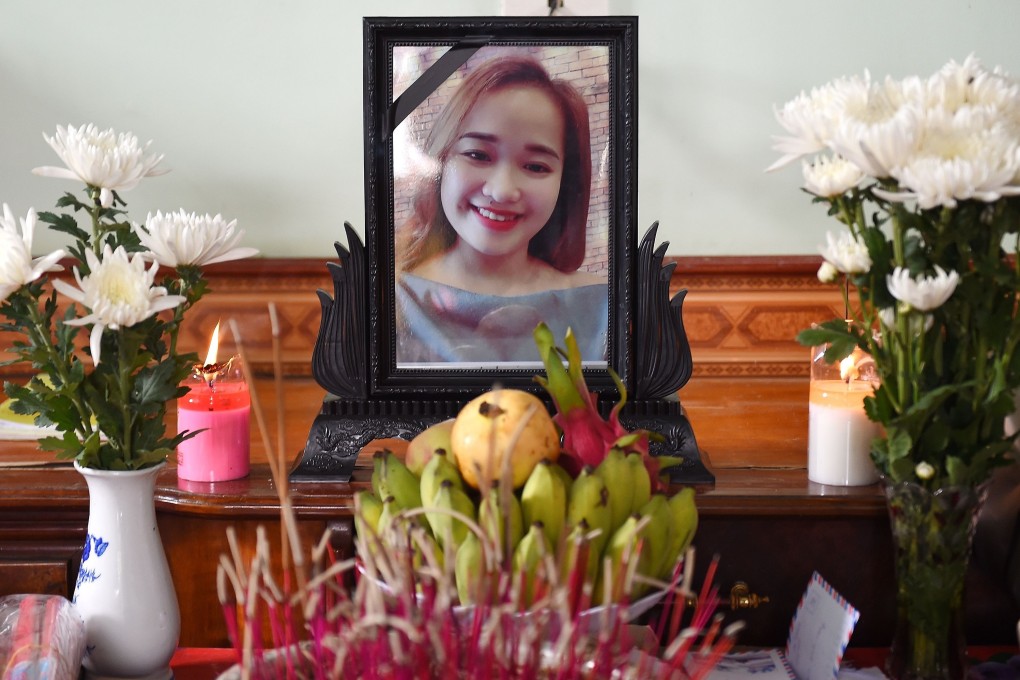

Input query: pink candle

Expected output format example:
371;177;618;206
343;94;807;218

176;353;251;482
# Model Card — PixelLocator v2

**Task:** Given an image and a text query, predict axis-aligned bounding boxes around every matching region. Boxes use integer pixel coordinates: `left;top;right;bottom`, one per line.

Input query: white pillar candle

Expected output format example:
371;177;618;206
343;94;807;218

808;380;880;486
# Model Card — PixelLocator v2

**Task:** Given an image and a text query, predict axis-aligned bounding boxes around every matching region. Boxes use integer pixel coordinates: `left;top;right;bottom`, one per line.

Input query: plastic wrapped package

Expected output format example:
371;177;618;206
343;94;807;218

0;595;84;680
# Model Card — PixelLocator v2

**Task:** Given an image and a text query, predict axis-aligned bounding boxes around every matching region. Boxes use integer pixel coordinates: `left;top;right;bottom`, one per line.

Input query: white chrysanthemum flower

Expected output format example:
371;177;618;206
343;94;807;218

135;210;259;268
875;118;1020;209
828;75;925;178
802;155;865;197
0;203;66;303
817;261;839;284
927;56;1020;181
767;75;864;172
879;305;933;333
878;307;896;328
32;124;168;208
915;461;936;480
928;54;1020;118
887;266;960;312
52;245;185;364
820;231;872;274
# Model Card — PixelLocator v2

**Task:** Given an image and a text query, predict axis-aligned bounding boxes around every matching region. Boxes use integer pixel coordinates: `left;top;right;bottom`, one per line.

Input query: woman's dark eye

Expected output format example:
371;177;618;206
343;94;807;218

461;149;490;162
524;162;552;174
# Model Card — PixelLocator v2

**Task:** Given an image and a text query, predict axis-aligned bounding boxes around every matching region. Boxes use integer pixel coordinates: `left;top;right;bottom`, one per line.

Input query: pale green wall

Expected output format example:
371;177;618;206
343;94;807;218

2;1;1017;258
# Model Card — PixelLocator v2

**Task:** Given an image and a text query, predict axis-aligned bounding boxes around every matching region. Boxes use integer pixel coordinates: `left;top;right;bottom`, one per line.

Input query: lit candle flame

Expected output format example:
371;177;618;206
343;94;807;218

204;321;221;366
197;321;231;387
840;352;861;382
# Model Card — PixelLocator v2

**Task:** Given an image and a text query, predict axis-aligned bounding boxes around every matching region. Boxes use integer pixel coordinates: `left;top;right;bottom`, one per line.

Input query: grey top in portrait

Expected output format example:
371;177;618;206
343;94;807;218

396;274;609;366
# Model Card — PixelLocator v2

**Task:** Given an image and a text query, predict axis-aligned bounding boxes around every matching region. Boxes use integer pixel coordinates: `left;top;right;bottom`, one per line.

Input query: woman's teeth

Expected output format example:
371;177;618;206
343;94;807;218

477;207;515;222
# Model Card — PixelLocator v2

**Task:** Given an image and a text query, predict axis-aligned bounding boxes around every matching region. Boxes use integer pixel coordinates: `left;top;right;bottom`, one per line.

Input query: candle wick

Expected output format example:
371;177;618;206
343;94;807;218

197;356;234;388
192;354;243;411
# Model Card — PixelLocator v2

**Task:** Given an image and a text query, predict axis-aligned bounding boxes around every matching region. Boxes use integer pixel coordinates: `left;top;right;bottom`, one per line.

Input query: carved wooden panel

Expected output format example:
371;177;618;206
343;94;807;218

670;256;843;377
1;256;838;380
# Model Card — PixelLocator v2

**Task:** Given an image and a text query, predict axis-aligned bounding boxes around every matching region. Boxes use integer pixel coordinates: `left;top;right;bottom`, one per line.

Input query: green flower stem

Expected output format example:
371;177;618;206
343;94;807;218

913;322;926;405
117;330;135;464
22;293;94;440
1014;233;1020;279
973;336;988;413
891;206;906;268
167;279;192;359
88;187;105;255
167;265;204;360
895;312;911;414
854;194;866;232
836;196;857;236
888;209;913;410
840;280;852;321
937;207;955;263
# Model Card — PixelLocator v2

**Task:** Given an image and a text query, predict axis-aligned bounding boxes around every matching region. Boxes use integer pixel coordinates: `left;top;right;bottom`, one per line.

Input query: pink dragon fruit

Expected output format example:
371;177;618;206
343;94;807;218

533;323;671;490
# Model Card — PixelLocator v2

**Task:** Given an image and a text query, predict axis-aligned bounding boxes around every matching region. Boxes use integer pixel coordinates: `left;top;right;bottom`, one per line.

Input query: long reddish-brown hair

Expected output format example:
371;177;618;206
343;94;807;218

397;55;592;275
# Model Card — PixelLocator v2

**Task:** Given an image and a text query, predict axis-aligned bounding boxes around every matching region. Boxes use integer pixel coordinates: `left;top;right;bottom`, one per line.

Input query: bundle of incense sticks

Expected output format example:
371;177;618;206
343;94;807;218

0;594;85;680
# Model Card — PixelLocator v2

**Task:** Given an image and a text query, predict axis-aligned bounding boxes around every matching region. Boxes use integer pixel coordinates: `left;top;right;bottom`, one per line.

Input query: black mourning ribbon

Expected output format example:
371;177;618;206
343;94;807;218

382;36;493;142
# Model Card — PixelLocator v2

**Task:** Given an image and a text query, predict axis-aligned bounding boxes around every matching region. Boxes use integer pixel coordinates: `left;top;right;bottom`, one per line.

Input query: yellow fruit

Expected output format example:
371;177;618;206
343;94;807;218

478;483;524;559
406;418;456;476
450;389;560;489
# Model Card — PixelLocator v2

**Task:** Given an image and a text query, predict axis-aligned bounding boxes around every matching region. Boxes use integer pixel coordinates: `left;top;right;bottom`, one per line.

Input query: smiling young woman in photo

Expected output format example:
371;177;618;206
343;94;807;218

395;54;609;365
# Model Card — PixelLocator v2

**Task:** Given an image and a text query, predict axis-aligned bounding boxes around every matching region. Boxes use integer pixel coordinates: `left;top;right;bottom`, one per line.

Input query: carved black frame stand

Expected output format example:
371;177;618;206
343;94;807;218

290;223;712;485
293;398;459;481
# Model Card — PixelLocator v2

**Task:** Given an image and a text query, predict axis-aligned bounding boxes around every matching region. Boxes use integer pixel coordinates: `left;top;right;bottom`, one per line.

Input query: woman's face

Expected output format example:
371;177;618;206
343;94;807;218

440;85;565;262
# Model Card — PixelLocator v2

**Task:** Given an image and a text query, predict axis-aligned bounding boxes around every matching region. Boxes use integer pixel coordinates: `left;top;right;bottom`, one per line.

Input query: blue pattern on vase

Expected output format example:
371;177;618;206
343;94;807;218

74;533;108;595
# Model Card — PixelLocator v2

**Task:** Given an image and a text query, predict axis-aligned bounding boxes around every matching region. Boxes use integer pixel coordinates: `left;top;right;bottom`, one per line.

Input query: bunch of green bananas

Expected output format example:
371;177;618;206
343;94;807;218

355;447;699;609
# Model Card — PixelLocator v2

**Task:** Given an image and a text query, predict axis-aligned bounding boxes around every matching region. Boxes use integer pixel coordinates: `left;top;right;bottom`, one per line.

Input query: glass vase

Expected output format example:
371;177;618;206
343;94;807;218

882;477;987;680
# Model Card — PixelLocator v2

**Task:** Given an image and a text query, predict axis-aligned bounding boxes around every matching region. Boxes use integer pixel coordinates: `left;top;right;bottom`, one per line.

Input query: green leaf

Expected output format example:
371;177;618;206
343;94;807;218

945;456;967;486
54;192;86;210
889;456;914;482
48;437;81;459
864;389;893;423
38;210;89;242
797;319;862;361
614;433;642;449
891;383;959;437
918;417;949;453
38;395;81;432
133;411;170;452
132;448;171;469
166;427;201;449
604;366;629;422
885;428;913;463
796;327;853;355
986;361;1008;407
533;323;585;413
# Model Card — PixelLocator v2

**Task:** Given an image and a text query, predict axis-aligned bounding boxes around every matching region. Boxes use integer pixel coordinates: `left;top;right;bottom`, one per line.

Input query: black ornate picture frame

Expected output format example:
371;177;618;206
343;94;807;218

294;16;709;485
365;16;637;397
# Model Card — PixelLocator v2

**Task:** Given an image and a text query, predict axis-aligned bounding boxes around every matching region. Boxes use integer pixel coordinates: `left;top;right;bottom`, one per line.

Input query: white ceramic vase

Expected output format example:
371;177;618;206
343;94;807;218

73;461;180;680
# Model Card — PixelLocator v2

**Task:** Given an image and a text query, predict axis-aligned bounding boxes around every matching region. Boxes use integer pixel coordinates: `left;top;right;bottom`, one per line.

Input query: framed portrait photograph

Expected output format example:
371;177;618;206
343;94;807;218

364;16;637;397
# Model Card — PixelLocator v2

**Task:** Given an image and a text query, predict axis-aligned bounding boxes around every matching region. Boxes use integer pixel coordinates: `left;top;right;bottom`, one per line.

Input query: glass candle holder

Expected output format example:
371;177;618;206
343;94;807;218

176;355;251;482
808;345;880;486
